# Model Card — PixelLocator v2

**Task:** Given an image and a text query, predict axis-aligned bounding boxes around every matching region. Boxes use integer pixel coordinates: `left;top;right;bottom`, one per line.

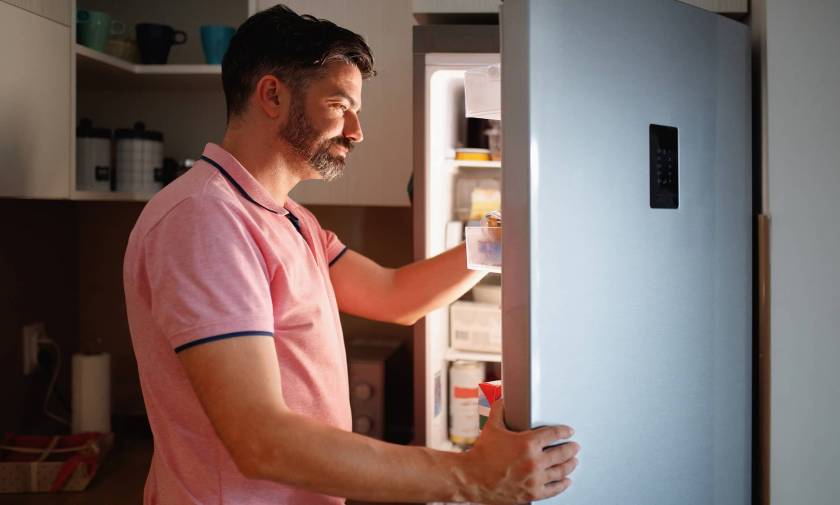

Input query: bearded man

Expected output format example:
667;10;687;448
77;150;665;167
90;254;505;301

123;5;579;504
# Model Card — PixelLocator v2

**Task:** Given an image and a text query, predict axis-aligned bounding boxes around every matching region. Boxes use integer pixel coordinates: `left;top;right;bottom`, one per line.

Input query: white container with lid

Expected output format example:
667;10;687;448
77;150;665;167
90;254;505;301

76;119;112;192
115;121;164;193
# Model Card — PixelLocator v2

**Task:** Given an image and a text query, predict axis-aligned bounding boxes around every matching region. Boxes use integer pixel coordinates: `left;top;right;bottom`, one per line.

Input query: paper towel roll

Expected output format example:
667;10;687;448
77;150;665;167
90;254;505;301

72;353;111;434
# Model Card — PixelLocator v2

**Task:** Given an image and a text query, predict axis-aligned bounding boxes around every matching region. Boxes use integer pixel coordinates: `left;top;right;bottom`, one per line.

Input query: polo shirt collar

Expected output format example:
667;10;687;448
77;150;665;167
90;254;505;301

199;143;288;216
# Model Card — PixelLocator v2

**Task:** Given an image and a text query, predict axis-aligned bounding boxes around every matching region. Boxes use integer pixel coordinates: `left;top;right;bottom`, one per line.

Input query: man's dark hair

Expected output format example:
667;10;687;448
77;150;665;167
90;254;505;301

222;4;375;119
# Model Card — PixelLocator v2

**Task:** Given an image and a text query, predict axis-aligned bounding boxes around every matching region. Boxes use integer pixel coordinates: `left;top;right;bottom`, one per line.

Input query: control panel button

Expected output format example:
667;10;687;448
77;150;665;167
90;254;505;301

354;416;373;434
353;382;373;400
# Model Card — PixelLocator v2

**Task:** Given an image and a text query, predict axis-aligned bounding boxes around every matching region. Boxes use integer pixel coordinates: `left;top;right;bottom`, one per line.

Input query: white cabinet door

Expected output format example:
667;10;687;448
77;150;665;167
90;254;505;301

255;0;412;207
679;0;747;13
0;1;71;199
1;0;71;25
412;0;500;13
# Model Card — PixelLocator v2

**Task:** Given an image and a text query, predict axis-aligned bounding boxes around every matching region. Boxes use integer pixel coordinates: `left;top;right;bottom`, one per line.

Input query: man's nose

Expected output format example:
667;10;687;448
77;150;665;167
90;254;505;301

343;111;364;144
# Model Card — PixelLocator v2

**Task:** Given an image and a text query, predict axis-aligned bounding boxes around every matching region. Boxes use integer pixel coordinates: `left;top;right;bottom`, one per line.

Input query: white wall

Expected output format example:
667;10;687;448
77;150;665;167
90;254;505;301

763;1;840;503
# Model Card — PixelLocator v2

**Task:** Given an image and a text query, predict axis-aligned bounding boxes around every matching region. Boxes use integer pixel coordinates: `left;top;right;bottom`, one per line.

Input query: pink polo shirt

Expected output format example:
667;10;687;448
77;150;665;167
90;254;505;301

124;143;351;504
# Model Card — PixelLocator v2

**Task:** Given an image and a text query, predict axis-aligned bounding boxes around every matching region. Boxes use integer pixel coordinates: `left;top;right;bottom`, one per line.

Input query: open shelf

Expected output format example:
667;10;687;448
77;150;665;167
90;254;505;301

72;190;153;202
75;44;222;91
445;348;502;363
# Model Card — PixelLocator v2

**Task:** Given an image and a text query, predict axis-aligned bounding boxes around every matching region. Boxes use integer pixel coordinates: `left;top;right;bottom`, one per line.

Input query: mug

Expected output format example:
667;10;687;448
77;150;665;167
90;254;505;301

77;9;125;52
136;23;187;64
200;25;235;64
105;38;140;63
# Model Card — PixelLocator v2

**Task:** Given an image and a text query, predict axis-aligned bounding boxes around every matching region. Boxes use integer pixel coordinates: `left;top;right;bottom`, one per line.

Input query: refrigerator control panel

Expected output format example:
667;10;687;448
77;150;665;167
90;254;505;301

650;124;679;209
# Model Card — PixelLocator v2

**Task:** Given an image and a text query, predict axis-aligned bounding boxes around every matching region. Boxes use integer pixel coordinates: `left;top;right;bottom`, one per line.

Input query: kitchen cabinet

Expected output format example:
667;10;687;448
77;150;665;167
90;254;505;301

2;0;71;25
413;0;749;15
682;0;748;13
413;0;501;15
257;0;413;207
71;0;248;202
70;0;411;206
0;0;71;199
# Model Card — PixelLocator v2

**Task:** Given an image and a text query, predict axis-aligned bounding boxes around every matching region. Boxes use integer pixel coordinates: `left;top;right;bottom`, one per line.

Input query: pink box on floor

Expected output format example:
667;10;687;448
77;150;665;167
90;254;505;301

478;380;503;430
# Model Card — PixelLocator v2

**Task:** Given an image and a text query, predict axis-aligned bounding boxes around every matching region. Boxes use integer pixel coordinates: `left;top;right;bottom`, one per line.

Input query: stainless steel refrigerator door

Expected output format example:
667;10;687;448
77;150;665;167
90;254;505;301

502;1;752;504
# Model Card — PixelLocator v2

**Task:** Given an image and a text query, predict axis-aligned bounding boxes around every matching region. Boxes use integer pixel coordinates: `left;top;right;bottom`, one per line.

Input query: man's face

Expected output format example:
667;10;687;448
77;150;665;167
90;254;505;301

279;62;364;181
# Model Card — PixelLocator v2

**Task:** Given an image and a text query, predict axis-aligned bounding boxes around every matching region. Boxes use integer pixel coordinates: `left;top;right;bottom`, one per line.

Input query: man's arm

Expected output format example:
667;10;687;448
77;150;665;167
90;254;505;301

179;336;579;504
329;243;485;325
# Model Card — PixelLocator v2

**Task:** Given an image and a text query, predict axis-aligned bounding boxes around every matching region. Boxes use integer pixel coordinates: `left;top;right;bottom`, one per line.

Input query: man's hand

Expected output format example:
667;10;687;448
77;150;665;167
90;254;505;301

459;400;579;504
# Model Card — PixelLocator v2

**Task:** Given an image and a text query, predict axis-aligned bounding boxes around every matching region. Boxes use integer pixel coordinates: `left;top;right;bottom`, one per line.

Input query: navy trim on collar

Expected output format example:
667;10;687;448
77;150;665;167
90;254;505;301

200;155;279;215
285;210;304;237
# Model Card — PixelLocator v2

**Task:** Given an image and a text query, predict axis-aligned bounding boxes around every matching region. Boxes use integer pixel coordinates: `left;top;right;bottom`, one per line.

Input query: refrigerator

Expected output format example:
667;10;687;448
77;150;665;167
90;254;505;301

412;1;752;504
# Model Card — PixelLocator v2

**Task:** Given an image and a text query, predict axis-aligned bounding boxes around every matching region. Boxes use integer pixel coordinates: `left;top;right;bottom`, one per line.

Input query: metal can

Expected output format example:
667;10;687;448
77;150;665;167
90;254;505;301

449;360;486;446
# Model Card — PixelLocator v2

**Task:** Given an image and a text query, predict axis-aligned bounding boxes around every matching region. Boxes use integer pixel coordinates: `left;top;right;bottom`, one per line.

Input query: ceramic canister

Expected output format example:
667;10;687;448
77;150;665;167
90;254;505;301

76;119;112;192
115;122;164;193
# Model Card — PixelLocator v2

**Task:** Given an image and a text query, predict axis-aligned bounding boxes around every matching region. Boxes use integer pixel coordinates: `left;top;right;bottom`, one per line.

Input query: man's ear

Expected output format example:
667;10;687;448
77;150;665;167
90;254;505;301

252;74;291;119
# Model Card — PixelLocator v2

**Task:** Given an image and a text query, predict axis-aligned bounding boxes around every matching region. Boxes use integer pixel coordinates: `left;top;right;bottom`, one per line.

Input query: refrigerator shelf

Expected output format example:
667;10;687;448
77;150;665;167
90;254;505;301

446;159;502;170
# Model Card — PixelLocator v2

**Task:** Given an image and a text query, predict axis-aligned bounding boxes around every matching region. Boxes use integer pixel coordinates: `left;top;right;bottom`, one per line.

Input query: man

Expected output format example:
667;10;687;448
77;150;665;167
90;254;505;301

124;5;579;504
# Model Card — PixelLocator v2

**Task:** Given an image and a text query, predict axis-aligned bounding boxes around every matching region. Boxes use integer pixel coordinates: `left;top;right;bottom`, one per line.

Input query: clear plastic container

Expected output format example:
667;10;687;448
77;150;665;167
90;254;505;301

484;121;502;161
465;226;502;273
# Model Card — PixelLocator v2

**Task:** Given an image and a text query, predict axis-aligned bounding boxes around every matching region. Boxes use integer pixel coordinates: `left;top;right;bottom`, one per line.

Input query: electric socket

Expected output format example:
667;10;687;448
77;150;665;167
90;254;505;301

22;322;44;375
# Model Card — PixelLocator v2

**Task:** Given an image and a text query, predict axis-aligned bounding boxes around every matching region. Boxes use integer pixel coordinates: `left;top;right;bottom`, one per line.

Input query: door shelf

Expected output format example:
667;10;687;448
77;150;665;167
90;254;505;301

75;44;222;91
445;348;502;363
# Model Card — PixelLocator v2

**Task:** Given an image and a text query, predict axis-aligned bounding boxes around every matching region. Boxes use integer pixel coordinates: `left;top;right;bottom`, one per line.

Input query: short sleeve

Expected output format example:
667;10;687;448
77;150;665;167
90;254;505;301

321;227;348;267
142;197;275;352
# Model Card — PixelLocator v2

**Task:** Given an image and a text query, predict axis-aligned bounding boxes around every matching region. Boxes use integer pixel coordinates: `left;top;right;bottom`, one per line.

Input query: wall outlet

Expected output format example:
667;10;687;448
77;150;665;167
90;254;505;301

22;322;44;375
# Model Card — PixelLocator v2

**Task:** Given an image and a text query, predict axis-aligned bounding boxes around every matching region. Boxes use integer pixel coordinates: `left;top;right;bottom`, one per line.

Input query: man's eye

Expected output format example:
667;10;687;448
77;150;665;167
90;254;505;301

333;104;348;112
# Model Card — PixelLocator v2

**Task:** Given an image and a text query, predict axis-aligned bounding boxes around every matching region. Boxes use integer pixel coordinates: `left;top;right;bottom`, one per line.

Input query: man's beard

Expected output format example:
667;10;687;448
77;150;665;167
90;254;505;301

280;94;353;182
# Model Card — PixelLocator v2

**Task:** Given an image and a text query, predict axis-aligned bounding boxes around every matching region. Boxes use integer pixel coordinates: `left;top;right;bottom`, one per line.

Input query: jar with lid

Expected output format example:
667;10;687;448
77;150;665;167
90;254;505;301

76;118;112;192
114;121;164;193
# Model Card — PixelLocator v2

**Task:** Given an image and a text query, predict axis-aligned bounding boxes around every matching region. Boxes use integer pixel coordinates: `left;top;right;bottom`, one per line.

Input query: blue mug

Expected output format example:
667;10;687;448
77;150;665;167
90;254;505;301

200;25;235;64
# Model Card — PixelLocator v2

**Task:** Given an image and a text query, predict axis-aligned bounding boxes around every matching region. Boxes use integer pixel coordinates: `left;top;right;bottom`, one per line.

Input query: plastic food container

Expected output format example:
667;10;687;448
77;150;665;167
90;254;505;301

472;284;501;305
454;148;491;161
450;300;501;353
465;226;501;273
484;123;502;161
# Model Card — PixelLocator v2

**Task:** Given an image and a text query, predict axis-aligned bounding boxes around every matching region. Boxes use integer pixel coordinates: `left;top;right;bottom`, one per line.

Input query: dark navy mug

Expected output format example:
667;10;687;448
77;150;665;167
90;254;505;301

136;23;187;64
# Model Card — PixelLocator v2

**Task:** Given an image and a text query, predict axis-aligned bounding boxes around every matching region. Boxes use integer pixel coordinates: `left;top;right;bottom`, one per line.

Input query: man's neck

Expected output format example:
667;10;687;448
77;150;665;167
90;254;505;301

220;127;306;208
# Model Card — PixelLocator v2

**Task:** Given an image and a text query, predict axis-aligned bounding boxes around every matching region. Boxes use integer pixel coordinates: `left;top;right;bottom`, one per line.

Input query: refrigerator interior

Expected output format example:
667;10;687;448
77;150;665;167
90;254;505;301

421;53;501;452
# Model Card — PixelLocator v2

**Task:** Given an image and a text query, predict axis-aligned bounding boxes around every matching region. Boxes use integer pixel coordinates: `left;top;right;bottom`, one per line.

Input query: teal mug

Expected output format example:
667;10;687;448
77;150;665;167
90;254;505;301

200;25;235;64
77;9;125;52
